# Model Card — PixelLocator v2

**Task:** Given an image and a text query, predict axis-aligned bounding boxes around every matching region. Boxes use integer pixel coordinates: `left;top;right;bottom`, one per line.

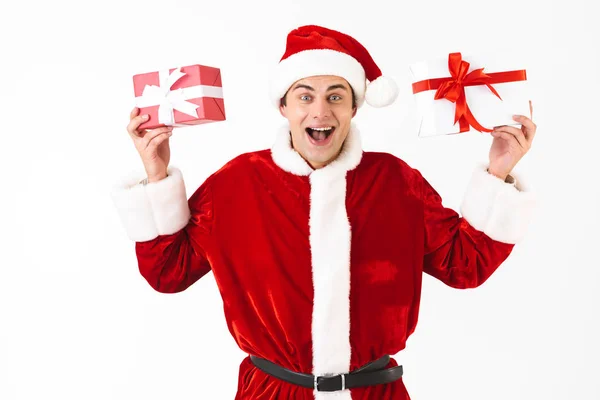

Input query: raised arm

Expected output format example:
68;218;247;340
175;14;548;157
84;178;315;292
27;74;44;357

110;108;215;293
111;167;214;293
421;164;538;289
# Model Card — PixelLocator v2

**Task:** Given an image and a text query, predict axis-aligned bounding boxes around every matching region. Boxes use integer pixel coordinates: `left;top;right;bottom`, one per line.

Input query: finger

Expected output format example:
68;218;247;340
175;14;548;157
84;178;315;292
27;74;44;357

493;125;528;149
146;131;173;151
491;130;522;149
512;114;537;137
130;107;140;120
127;114;150;137
529;100;533;118
492;126;529;150
141;127;173;149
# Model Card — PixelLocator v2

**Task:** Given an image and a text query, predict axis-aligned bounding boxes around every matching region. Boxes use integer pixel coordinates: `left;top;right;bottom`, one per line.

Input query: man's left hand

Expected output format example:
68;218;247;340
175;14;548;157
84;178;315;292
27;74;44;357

487;100;537;181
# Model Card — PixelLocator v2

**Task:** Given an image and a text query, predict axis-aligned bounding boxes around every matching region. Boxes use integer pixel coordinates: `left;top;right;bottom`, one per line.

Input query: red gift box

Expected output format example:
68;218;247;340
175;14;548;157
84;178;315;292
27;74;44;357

133;64;226;130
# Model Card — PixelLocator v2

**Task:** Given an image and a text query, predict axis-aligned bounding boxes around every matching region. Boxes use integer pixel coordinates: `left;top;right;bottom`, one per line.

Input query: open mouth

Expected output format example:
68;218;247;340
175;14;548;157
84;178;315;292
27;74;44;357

305;126;335;143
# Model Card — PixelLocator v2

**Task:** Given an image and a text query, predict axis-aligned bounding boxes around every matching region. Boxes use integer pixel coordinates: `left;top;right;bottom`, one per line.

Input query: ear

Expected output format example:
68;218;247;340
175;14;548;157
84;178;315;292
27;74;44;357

351;106;357;118
279;103;286;118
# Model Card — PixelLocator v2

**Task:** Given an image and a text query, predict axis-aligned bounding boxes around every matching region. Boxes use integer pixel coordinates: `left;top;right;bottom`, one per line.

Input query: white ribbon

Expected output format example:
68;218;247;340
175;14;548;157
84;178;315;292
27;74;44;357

135;67;224;126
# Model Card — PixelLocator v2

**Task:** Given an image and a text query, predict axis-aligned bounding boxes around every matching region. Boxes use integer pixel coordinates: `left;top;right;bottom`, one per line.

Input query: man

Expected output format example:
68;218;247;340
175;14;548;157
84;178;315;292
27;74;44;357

111;25;538;400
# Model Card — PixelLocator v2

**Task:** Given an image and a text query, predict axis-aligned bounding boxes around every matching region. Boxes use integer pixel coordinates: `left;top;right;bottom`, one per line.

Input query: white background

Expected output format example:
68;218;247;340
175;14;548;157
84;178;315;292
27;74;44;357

1;0;598;399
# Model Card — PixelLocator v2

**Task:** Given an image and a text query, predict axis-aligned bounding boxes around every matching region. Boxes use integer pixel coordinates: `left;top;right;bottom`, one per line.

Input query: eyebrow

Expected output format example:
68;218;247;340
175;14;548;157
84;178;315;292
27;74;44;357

291;83;349;92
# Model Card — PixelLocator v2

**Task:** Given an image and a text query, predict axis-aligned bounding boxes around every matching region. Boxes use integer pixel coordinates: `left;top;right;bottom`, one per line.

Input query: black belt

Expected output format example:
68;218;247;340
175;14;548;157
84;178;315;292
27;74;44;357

249;354;403;392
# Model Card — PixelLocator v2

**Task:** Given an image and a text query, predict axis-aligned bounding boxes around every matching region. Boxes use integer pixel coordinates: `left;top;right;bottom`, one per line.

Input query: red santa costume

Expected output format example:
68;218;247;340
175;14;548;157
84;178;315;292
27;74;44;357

111;25;537;400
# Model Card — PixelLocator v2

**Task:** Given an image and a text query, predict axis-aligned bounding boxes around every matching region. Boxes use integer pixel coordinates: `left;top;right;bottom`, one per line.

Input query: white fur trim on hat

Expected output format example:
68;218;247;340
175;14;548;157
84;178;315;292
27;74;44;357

269;49;367;109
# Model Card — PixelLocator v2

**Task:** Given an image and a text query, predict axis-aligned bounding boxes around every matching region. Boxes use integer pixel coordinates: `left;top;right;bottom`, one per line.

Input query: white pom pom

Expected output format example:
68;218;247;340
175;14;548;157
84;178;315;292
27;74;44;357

365;76;399;107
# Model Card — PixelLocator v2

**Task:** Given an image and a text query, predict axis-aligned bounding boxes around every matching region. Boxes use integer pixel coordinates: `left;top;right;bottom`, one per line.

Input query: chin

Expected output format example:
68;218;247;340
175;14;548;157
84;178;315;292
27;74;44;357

305;150;338;166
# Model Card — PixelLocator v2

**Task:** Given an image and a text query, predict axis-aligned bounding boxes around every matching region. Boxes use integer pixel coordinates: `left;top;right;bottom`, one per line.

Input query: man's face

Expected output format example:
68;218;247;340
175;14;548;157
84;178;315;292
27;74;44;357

279;75;357;170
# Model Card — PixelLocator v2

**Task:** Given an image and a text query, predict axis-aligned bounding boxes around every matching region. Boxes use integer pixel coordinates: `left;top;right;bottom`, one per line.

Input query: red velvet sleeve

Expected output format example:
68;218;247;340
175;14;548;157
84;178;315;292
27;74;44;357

420;171;515;289
135;178;214;293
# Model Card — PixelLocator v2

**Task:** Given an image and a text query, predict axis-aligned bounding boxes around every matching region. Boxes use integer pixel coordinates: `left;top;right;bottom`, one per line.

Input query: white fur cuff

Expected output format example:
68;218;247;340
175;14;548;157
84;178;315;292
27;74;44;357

460;163;538;244
110;166;191;242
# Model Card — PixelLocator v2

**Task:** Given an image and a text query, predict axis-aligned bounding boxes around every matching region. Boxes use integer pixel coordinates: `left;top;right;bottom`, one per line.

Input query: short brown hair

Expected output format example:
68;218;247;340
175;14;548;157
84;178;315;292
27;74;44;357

280;86;357;109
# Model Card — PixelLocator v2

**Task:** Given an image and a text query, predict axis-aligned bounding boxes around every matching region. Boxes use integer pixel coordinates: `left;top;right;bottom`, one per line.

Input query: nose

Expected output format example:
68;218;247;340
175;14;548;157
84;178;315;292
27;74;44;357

311;96;331;119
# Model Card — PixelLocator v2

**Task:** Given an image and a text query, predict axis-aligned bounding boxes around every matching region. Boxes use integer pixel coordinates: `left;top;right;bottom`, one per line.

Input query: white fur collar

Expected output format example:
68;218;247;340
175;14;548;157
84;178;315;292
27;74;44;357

270;122;363;176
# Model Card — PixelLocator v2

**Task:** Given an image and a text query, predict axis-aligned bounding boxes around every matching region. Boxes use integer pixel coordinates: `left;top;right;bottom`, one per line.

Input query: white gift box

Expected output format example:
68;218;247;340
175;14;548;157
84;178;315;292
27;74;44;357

410;53;530;137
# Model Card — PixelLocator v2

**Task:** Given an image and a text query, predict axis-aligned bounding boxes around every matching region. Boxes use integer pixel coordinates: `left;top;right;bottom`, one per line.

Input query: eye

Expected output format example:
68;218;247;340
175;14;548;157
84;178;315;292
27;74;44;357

330;95;341;101
300;95;311;101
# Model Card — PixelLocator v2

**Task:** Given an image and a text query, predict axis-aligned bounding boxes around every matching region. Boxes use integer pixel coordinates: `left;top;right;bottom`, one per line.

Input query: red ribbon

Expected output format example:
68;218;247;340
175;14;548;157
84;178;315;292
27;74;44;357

412;53;527;133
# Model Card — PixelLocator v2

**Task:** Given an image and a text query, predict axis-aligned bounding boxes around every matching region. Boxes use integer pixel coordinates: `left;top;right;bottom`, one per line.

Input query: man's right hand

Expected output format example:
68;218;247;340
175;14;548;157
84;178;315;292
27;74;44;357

127;107;173;182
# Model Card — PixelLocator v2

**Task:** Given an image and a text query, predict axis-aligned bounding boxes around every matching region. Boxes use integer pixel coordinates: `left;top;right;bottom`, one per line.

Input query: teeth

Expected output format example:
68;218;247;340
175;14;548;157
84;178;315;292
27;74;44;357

311;127;333;131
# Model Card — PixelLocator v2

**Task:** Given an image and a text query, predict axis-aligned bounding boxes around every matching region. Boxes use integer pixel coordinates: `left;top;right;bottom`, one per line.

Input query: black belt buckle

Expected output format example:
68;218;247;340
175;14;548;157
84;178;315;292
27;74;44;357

315;373;347;392
249;354;402;392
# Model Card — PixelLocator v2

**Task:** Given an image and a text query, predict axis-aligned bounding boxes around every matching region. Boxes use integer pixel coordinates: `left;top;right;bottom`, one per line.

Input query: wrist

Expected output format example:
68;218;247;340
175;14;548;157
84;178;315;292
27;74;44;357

140;171;168;185
487;168;508;182
147;174;167;183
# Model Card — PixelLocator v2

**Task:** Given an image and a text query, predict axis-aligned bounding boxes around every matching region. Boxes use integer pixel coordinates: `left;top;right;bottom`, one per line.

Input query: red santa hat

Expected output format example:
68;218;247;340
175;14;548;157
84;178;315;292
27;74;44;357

269;25;399;109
